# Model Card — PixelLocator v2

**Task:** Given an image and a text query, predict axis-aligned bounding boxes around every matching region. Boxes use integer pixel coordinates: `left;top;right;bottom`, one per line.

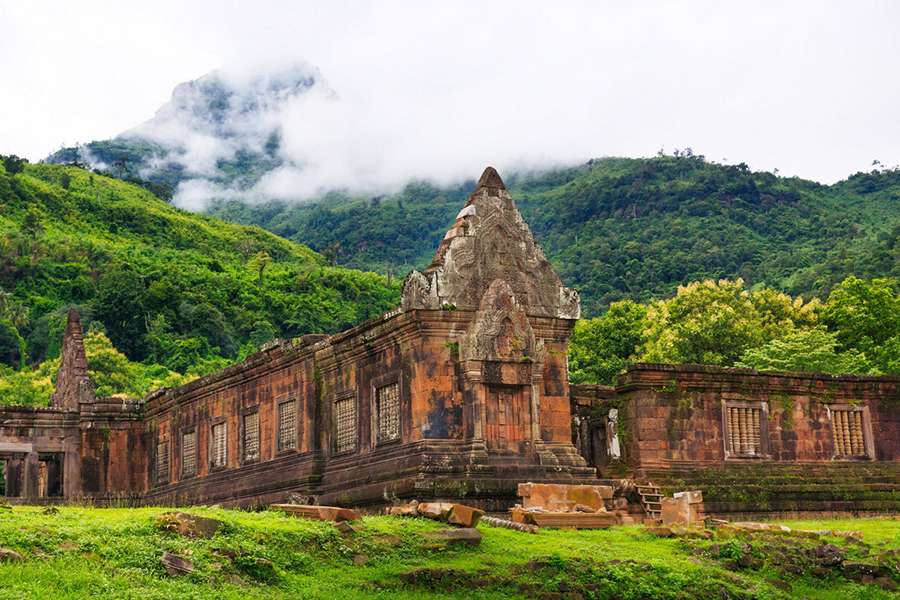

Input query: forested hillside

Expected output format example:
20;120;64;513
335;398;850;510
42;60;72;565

208;154;900;316
0;157;399;403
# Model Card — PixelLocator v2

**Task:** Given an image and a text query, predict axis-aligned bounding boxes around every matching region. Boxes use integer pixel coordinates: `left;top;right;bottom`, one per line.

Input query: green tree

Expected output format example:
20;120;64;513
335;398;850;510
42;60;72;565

1;155;27;175
639;279;765;366
569;300;647;385
93;266;148;359
250;250;272;285
736;327;871;374
874;335;900;374
821;277;900;370
21;206;44;238
748;287;819;340
0;320;25;369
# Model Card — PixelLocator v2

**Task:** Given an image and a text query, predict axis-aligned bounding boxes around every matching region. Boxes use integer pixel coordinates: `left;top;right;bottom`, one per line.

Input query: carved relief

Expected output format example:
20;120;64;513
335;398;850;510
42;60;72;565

400;270;439;310
424;167;581;319
462;279;537;363
558;287;581;320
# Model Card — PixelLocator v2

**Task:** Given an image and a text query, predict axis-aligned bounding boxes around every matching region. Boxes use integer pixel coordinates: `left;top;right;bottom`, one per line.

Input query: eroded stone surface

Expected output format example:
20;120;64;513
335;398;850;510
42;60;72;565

423;528;482;546
403;167;580;320
271;504;361;522
518;482;612;512
156;512;224;539
50;309;95;410
161;551;194;576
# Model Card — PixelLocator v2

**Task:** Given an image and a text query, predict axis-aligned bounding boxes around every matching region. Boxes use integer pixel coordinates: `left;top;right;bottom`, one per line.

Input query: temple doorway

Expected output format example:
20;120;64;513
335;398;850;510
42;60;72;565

38;453;64;498
484;385;529;451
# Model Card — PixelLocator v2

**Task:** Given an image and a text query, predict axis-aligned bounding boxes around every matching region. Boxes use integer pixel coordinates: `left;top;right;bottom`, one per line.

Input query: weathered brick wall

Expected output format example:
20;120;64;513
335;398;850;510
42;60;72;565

573;364;900;516
0;408;79;501
611;364;899;467
78;399;148;498
140;307;592;509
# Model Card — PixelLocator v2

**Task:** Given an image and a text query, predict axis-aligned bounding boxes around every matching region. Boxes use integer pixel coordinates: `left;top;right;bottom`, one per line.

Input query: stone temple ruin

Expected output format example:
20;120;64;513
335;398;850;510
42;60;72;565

0;167;897;519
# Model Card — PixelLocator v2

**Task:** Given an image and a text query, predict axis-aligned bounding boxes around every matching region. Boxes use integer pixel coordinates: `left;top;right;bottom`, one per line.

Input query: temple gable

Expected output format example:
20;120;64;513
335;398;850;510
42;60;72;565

401;166;580;319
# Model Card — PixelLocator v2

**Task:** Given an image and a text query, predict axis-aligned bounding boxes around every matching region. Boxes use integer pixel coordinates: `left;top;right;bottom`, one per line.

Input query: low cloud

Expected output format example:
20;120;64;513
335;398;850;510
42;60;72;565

5;2;899;204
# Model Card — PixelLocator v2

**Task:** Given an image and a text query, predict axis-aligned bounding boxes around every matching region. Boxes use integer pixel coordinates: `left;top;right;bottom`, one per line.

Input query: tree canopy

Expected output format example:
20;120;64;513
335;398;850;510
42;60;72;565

569;277;899;385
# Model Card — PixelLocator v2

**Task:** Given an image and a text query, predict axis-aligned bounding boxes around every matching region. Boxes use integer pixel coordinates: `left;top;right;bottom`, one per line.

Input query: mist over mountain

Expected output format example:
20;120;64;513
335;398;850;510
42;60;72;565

48;62;581;210
46;66;899;318
49;64;332;209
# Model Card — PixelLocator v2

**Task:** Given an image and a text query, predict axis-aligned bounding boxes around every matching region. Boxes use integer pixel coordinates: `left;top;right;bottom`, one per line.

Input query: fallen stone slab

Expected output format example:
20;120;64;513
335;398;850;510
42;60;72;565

514;509;619;529
386;500;419;516
790;529;822;539
646;526;674;538
271;504;361;522
156;512;224;539
819;529;864;542
161;551;194;576
447;504;484;528
423;528;482;546
416;502;455;520
730;522;791;533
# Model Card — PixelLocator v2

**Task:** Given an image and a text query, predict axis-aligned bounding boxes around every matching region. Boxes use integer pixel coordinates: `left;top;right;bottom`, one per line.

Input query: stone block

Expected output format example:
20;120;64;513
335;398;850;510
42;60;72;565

646;525;674;537
447;504;484;527
417;502;454;520
387;500;419;516
660;497;692;525
161;551;194;576
271;504;361;522
729;522;791;533
423;528;482;546
518;482;613;512
156;512;224;539
673;490;703;504
526;511;618;529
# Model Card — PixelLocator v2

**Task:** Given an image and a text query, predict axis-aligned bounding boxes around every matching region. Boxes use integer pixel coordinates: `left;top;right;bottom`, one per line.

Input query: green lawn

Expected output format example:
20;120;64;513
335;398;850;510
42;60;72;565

0;506;897;599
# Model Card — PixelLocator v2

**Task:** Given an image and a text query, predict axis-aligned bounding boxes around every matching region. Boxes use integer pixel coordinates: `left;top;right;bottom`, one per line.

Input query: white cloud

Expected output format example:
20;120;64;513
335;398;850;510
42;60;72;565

1;0;898;201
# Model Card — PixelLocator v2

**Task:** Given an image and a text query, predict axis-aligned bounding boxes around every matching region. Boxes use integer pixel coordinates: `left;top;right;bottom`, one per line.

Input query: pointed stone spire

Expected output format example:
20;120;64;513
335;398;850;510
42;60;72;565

51;308;95;409
475;166;506;192
401;166;580;319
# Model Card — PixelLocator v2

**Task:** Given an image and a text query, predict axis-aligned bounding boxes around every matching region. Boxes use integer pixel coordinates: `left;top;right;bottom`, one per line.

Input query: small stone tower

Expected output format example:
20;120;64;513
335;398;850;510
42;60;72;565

50;308;95;410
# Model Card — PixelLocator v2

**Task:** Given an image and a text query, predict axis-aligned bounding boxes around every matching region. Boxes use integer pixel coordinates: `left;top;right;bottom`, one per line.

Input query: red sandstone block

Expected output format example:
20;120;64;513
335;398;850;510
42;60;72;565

527;512;618;529
417;502;455;520
447;504;485;527
271;504;361;522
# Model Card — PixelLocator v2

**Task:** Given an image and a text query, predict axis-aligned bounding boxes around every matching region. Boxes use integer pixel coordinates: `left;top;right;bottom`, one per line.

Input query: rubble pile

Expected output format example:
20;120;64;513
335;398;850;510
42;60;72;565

510;482;631;529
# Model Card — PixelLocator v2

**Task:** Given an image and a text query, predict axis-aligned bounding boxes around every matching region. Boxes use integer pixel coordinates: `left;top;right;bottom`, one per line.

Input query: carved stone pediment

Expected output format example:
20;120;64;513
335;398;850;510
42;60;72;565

423;167;581;319
400;270;440;310
462;278;544;364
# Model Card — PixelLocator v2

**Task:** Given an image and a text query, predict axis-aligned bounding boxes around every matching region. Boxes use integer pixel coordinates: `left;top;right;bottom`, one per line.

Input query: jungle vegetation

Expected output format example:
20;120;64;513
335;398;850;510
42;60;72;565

204;153;900;316
0;159;399;404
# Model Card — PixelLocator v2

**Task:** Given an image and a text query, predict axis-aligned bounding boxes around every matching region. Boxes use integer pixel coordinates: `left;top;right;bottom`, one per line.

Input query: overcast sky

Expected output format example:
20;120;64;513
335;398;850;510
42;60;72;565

2;0;899;187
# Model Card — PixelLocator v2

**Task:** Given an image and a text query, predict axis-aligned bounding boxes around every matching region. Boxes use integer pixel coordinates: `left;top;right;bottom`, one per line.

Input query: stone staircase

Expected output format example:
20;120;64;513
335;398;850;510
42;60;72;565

636;482;662;520
638;462;900;518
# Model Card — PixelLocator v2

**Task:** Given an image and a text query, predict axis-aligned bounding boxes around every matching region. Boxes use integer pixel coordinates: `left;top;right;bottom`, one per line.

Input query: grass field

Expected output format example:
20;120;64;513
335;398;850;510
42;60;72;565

0;506;897;599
